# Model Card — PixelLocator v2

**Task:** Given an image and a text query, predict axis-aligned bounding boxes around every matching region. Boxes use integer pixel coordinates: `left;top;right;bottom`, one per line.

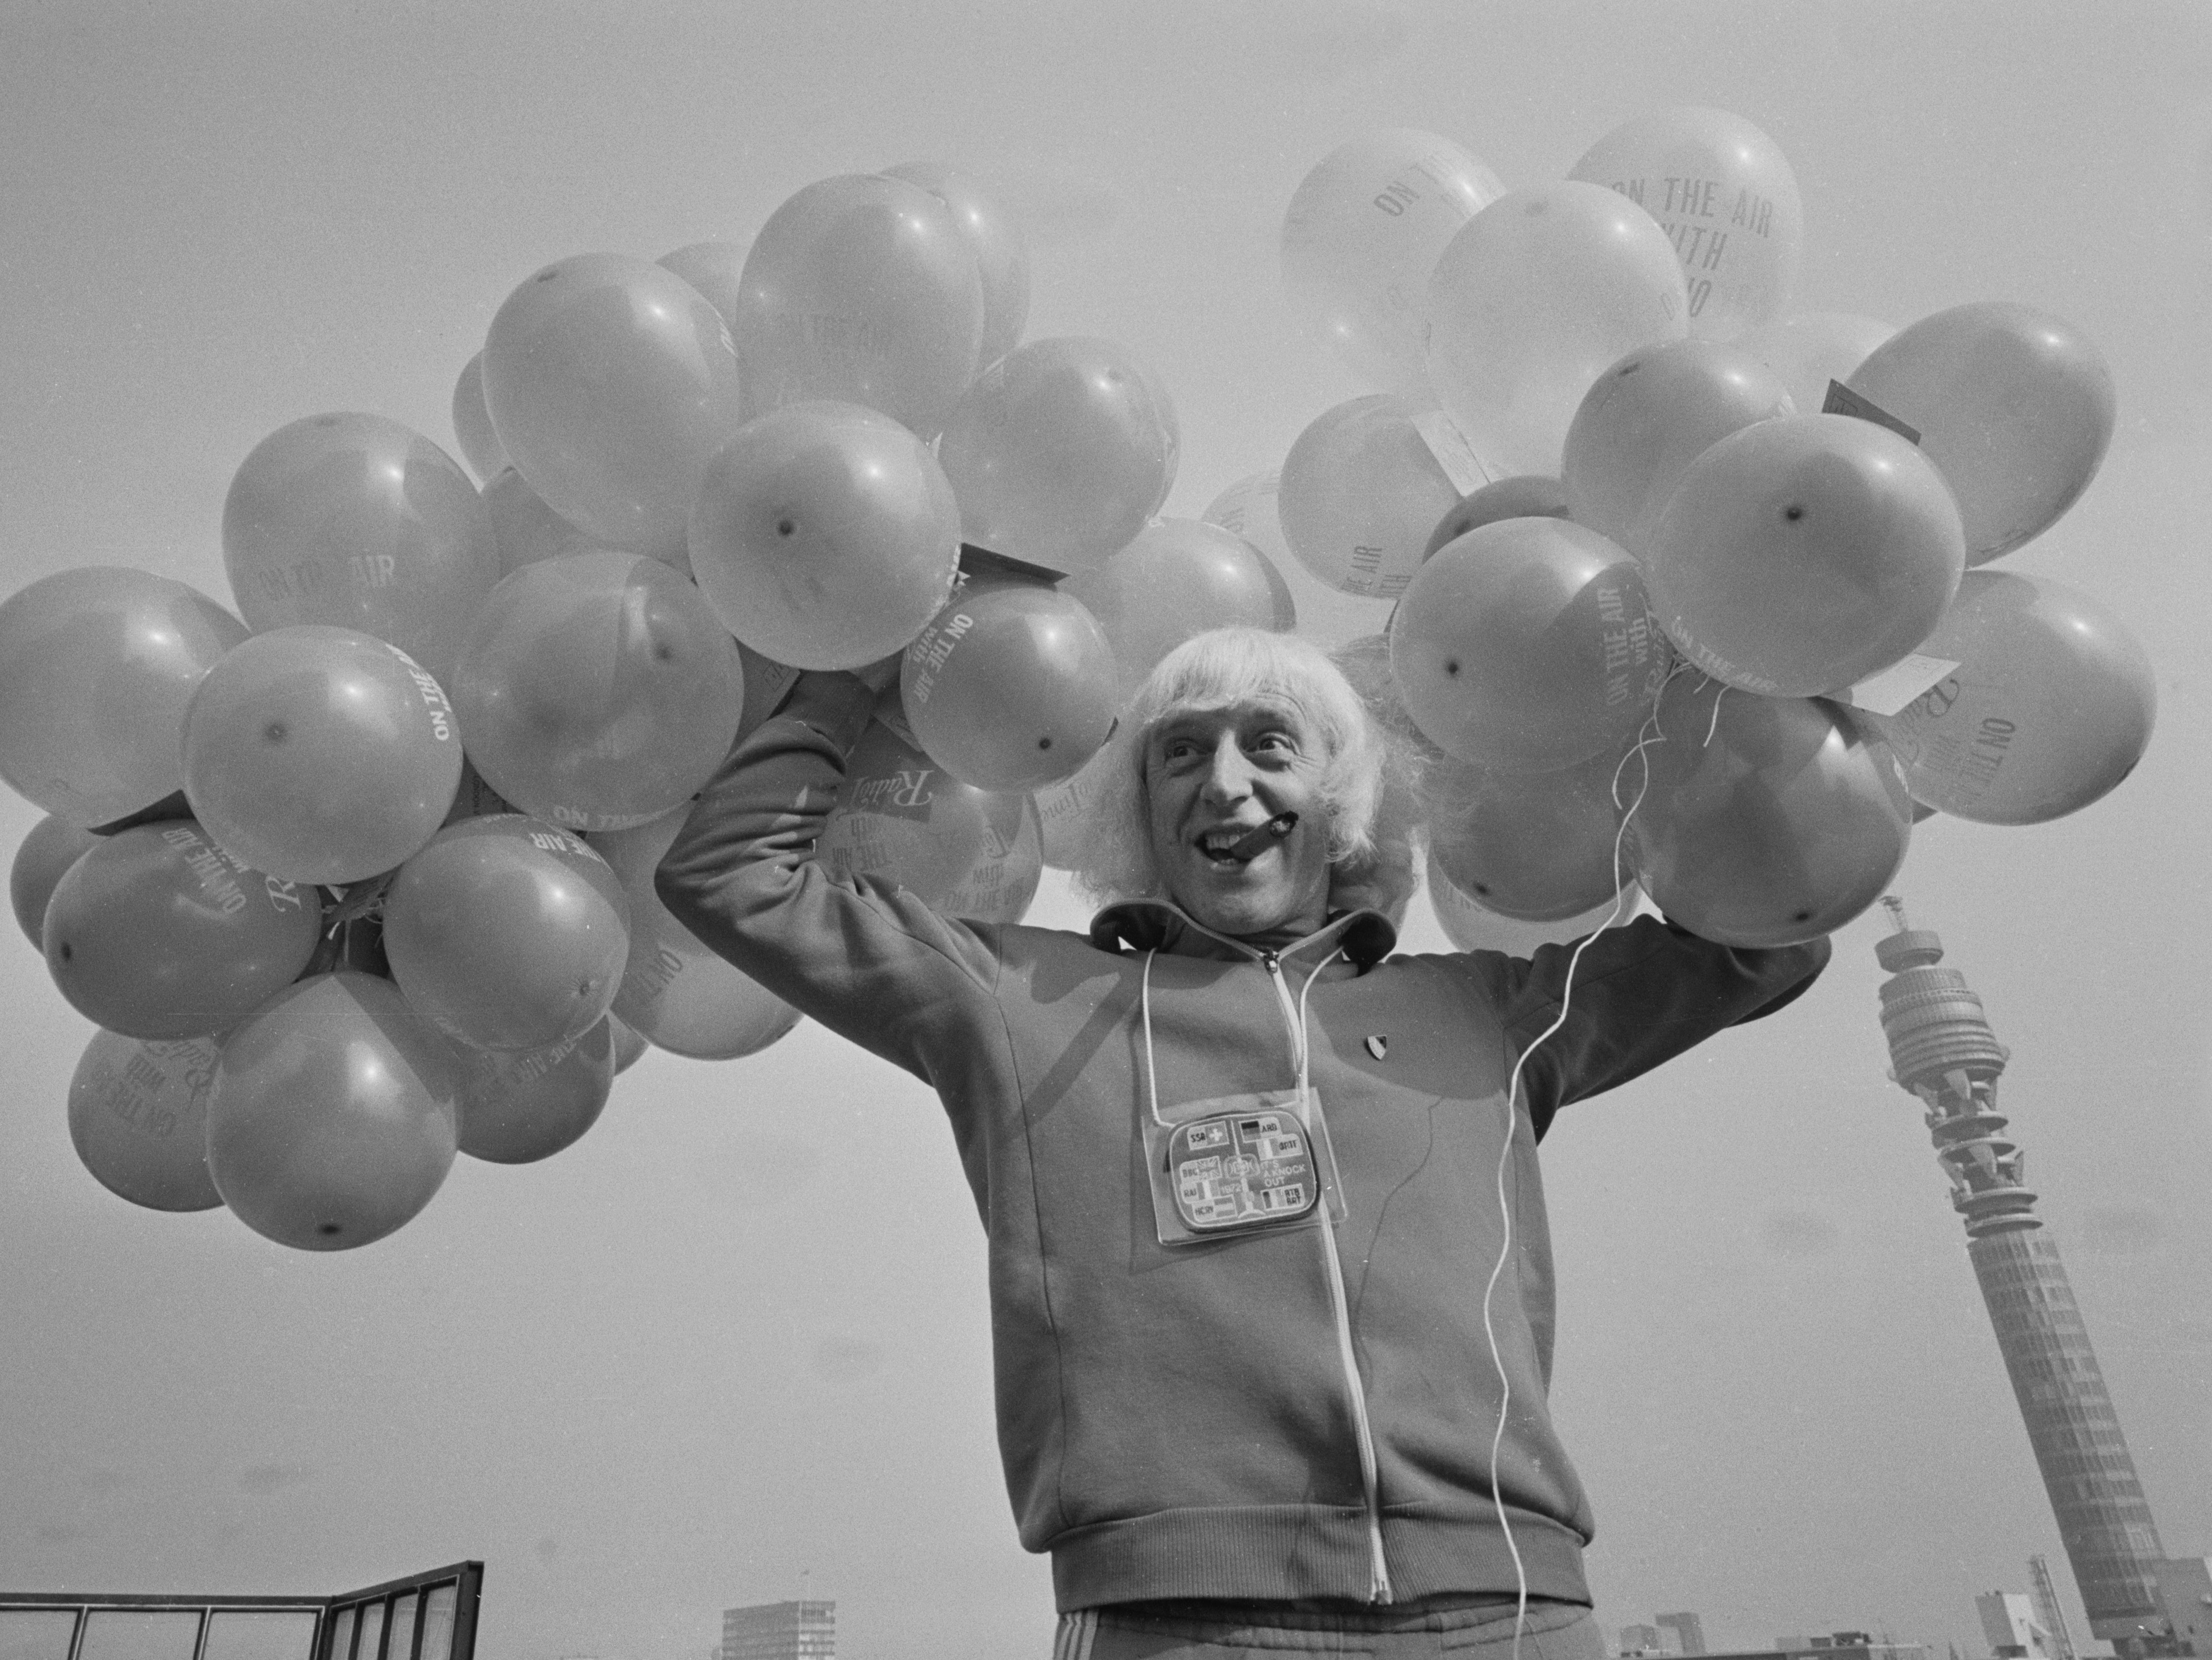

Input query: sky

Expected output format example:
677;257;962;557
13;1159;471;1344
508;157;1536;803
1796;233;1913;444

2;4;2211;1660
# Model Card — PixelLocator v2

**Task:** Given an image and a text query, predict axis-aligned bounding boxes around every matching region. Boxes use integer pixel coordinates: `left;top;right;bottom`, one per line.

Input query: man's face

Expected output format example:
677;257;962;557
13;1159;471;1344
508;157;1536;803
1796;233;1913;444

1144;699;1333;940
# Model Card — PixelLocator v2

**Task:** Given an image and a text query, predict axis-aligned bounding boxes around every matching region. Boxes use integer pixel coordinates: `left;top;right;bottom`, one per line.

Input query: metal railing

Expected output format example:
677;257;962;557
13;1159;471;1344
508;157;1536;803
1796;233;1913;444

0;1562;481;1660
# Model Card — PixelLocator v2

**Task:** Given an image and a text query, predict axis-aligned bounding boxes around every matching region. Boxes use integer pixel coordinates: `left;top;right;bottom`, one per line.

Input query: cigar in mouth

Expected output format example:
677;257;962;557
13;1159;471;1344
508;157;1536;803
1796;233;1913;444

1226;812;1298;860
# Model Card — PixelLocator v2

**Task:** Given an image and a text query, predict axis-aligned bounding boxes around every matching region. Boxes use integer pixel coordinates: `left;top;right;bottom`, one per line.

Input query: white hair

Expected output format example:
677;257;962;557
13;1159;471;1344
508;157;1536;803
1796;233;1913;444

1066;628;1421;922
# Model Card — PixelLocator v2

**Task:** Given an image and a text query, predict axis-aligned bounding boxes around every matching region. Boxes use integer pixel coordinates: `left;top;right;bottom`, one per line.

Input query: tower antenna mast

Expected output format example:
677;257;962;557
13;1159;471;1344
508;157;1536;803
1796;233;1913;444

1873;901;2173;1657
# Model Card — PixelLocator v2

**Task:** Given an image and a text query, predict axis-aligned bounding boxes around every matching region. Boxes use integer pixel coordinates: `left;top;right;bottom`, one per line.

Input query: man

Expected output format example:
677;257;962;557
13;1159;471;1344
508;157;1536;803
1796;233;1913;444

657;626;1827;1660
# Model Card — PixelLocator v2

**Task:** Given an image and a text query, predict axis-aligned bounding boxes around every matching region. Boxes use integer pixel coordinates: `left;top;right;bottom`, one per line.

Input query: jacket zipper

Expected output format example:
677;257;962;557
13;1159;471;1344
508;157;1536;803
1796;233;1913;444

1261;951;1394;1603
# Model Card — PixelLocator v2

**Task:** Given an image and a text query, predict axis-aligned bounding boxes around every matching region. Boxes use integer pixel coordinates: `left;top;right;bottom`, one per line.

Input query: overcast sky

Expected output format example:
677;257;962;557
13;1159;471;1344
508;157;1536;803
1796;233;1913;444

2;5;2209;1660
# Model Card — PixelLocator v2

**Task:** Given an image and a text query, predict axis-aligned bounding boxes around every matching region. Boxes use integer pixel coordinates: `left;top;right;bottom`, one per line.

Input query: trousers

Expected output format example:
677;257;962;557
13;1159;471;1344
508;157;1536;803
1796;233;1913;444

1051;1598;1604;1660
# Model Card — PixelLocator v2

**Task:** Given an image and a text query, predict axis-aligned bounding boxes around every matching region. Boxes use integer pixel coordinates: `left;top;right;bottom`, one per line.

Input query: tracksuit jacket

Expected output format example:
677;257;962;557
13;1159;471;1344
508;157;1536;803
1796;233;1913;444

654;673;1830;1615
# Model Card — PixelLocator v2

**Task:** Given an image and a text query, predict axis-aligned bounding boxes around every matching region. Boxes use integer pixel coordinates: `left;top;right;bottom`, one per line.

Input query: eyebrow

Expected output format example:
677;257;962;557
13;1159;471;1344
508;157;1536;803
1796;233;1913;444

1150;709;1309;751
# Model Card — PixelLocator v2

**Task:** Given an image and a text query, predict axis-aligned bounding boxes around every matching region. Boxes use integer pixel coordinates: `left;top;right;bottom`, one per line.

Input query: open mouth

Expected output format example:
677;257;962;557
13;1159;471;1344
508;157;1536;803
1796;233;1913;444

1195;813;1297;867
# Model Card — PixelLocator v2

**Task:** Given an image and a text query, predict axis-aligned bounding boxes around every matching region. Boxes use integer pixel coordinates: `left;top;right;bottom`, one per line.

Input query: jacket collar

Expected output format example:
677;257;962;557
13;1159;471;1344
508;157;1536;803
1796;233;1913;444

1088;898;1397;970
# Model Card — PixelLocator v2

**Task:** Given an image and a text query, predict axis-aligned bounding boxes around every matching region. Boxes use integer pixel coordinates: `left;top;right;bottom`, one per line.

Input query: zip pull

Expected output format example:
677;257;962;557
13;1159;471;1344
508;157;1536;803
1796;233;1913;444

1258;949;1307;1077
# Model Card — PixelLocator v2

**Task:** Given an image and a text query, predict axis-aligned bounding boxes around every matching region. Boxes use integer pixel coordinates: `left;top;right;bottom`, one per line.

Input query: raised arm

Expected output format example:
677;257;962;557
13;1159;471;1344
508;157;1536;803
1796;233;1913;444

1493;916;1830;1138
653;671;1006;1080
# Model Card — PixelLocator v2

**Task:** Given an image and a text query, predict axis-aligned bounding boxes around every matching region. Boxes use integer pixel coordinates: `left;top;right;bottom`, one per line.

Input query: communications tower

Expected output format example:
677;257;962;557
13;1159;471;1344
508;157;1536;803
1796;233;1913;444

1873;900;2174;1656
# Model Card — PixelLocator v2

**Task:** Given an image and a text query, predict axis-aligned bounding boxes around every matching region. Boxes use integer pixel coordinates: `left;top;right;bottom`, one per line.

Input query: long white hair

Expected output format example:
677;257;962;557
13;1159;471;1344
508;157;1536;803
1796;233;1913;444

1065;628;1423;923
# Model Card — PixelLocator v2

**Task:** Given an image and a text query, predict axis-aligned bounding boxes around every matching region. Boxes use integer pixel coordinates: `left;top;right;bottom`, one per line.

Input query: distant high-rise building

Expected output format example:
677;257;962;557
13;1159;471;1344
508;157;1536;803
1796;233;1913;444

1659;1613;1710;1656
1874;904;2175;1655
1977;1591;2052;1659
721;1601;834;1660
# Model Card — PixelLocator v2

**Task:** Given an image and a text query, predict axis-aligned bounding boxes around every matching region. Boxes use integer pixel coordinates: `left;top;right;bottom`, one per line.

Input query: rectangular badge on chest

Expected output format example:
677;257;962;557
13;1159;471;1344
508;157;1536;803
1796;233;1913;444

1141;1088;1345;1247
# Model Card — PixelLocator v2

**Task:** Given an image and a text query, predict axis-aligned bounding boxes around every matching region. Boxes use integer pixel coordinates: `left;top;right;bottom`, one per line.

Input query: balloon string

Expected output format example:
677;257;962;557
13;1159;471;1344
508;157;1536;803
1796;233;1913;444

322;870;395;935
1487;704;1663;1660
1702;679;1728;748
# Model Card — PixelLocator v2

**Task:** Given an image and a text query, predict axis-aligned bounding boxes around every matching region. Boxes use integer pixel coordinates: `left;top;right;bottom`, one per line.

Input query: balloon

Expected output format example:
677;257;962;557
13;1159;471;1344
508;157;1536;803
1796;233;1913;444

67;1031;225;1212
383;815;631;1052
1330;632;1445;770
1034;745;1112;872
595;811;804;1061
1251;539;1299;632
1844;302;2116;563
939;791;1044;924
882;161;1032;368
481;467;621;579
1067;518;1294;698
44;821;321;1038
934;336;1179;573
1642;414;1965;697
819;719;1005;906
658;240;750;333
1561;339;1794;551
1201;472;1293;566
1425;746;1634;921
688;401;961;670
481;252;747;558
1422;477;1571;560
1741;311;1895;417
1204;471;1393;650
1866;571;2155;825
452;552;745;831
450;353;508;482
450;1017;617;1165
1277;394;1463;598
1568;107;1805;340
0;567;249;826
206;972;460;1251
1427;181;1690;476
731;174;986;434
12;815;101;948
1625;674;1911;947
606;1012;650;1074
181;626;463;884
1279;129;1505;392
1427;850;1643;956
222;413;501;685
1390;518;1667;772
900;581;1118;791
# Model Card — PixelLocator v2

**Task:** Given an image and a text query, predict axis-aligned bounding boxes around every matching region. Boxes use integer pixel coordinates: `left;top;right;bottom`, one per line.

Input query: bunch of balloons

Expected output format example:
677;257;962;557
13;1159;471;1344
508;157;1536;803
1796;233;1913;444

0;110;2160;1253
1271;109;2153;952
4;158;1323;1255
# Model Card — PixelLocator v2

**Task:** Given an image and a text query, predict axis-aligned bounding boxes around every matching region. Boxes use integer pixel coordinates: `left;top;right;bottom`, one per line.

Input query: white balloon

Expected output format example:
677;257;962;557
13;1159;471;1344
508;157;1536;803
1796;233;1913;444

1280;129;1504;393
1568;107;1805;341
1426;182;1689;477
